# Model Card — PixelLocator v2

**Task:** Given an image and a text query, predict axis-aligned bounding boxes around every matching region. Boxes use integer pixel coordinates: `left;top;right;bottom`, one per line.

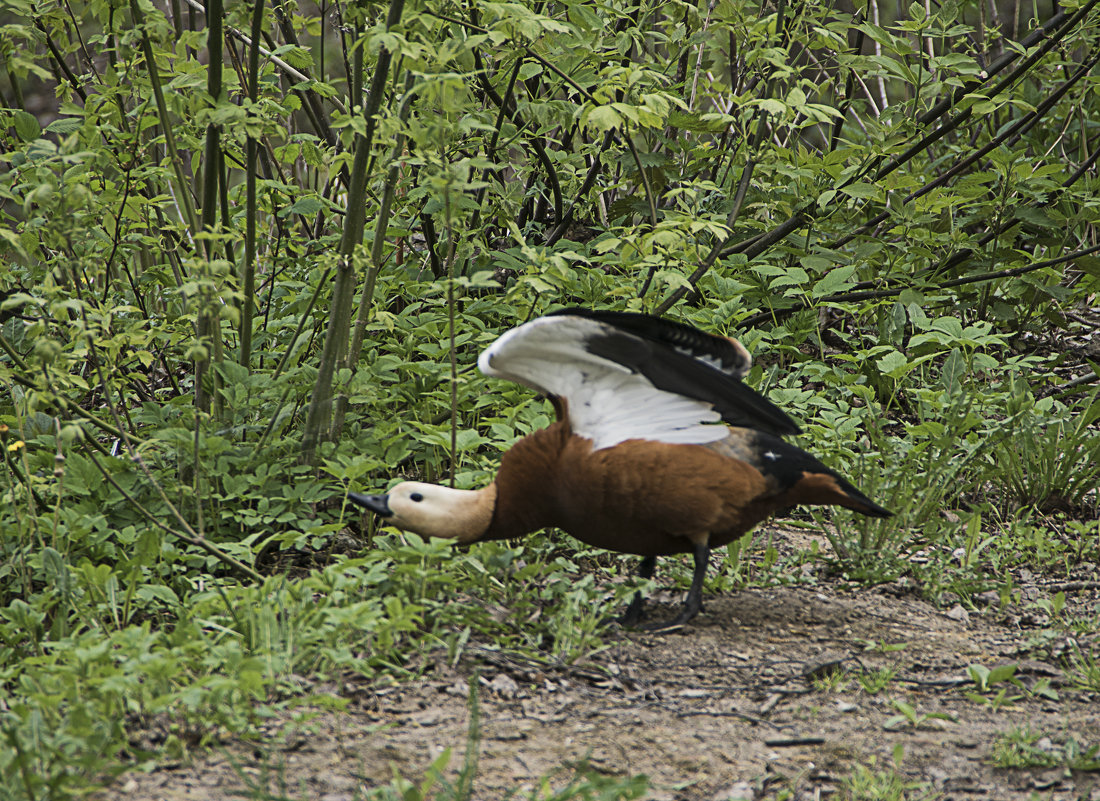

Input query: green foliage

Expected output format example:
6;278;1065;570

3;0;1100;797
959;661;1060;710
810;664;848;693
1064;642;1100;694
995;389;1100;513
840;753;936;801
963;663;1026;710
0;534;618;799
965;662;1020;694
882;699;956;731
990;727;1100;772
857;667;898;696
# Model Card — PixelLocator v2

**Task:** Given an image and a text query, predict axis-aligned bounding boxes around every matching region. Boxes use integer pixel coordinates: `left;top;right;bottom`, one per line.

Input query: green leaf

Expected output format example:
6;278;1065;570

668;109;726;132
13;109;40;141
765;266;809;288
1074;256;1100;277
785;87;806;106
45;117;82;135
930;316;964;339
940;348;965;391
518;62;542;80
876;349;910;377
653;269;692;291
585;105;623;131
839;182;879;200
800;255;834;274
987;664;1018;685
270;44;314;70
968;664;990;690
811;265;856;297
754;98;786;116
285;196;325;216
136;584;181;606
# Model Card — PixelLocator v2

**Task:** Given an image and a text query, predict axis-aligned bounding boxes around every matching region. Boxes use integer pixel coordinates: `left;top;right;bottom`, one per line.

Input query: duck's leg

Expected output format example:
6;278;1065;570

620;555;657;626
644;541;710;631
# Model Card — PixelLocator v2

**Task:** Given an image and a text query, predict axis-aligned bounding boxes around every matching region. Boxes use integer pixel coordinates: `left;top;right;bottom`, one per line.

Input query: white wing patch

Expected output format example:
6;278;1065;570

478;315;727;450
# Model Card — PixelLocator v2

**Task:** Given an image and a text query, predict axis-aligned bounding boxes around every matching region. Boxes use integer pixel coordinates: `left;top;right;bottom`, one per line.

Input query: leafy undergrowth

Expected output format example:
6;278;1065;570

2;324;1099;798
106;562;1100;801
4;0;1100;796
2;307;1098;799
4;484;1100;799
0;530;644;799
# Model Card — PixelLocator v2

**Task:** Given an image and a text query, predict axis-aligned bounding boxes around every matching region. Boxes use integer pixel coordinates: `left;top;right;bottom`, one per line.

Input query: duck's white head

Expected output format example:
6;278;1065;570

348;481;497;543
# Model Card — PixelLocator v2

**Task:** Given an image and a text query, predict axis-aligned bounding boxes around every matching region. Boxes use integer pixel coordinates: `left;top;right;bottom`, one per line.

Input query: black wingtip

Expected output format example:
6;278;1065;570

548;307;751;377
548;307;801;438
861;501;894;518
837;482;893;518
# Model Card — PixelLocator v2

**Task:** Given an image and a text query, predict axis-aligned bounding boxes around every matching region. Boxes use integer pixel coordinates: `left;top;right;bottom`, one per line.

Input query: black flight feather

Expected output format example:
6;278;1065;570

747;432;893;518
548;307;751;378
549;308;801;438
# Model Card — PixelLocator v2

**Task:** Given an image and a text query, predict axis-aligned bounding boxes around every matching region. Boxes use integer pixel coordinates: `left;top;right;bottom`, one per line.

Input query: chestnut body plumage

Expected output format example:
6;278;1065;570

349;308;890;628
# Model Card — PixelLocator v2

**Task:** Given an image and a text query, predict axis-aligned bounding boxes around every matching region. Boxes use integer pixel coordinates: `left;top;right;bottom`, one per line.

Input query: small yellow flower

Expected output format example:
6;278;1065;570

7;440;24;452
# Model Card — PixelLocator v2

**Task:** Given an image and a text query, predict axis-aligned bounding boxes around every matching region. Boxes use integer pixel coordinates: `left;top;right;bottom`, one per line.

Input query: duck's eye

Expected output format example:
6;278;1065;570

410;492;424;502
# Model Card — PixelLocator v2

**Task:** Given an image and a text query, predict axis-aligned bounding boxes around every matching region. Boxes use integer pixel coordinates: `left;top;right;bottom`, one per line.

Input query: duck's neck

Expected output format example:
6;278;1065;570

480;422;572;541
440;484;499;543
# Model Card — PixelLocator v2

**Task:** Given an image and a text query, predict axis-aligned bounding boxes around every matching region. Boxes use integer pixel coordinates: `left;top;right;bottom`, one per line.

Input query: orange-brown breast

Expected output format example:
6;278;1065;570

483;423;788;556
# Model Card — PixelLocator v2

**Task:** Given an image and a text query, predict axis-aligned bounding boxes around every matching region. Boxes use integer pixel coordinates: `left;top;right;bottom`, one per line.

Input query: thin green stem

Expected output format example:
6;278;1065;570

301;0;406;459
130;0;199;234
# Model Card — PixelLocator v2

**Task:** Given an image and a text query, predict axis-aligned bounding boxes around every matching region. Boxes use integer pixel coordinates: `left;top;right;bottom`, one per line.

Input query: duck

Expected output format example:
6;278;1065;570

348;307;891;629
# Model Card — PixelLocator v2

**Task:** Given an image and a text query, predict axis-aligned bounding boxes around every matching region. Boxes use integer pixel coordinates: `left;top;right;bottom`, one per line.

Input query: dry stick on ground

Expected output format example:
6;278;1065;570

1054;374;1100;395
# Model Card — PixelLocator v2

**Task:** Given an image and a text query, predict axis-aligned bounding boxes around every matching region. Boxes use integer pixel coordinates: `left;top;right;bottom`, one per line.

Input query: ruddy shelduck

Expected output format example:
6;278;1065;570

349;308;891;629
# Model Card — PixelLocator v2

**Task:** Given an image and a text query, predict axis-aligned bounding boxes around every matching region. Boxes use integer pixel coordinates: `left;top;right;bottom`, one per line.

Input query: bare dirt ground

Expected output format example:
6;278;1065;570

112;530;1100;801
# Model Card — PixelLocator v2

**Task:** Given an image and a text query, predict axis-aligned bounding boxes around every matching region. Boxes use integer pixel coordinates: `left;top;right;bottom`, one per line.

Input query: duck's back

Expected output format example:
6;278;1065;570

561;433;783;555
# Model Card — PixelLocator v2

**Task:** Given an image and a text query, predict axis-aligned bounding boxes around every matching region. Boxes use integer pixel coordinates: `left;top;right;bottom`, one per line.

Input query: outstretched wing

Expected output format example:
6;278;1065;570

477;308;799;450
